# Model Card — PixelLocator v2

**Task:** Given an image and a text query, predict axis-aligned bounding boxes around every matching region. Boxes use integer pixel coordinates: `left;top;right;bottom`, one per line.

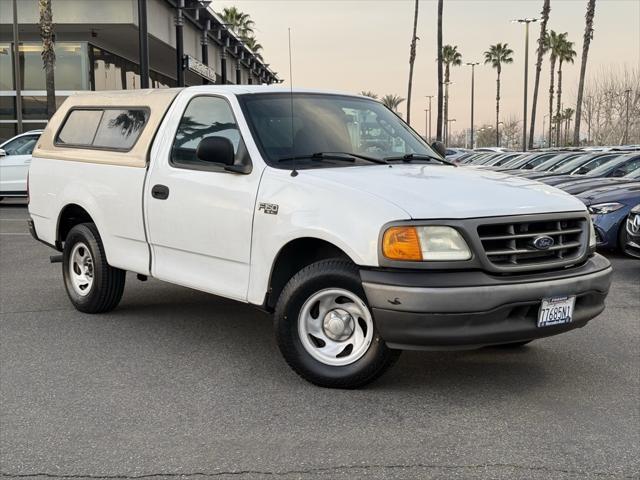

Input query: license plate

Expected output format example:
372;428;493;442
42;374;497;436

538;296;575;327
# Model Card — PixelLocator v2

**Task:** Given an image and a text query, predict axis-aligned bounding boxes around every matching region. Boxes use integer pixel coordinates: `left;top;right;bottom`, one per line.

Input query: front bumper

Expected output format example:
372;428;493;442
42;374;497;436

361;254;612;350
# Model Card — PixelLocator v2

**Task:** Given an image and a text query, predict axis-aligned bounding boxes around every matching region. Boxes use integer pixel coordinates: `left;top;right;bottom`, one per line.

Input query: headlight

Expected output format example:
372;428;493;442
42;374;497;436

588;202;624;215
382;226;471;261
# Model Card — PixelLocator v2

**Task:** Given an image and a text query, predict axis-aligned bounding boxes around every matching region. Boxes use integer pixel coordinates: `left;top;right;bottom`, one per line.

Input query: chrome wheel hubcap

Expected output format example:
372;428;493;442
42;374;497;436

298;288;374;366
69;242;94;296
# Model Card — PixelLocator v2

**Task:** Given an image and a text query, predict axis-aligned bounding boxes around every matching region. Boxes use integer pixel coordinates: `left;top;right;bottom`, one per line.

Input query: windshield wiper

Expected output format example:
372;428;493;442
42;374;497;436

384;153;454;166
277;152;387;165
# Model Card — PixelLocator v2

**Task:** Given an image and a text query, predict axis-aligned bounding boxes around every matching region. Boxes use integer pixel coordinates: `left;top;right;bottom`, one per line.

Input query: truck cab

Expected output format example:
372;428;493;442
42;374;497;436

28;86;612;388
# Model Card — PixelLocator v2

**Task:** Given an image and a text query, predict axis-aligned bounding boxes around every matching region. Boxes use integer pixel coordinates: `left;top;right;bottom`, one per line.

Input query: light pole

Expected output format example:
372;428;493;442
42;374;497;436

513;18;538;151
425;95;434;142
542;114;549;147
11;0;23;134
138;0;150;88
443;81;453;144
624;88;632;145
465;62;479;149
446;119;456;146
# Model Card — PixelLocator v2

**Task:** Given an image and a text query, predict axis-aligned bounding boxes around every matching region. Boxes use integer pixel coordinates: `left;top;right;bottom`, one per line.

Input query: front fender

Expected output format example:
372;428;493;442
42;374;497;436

246;168;410;305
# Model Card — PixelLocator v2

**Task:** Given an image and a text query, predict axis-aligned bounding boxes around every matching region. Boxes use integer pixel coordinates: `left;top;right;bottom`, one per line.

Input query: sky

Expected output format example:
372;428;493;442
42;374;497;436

215;0;640;141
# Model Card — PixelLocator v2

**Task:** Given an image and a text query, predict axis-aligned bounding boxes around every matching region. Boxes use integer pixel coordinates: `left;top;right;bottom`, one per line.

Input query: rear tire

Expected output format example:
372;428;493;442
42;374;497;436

274;259;400;388
62;223;126;313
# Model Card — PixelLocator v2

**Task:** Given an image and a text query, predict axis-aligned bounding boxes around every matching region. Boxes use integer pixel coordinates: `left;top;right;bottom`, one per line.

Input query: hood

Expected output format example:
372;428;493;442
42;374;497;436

303;164;586;219
577;182;640;205
560;178;634;195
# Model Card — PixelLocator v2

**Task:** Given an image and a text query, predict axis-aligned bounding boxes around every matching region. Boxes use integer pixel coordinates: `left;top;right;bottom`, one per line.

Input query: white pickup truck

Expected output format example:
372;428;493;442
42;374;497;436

28;86;612;388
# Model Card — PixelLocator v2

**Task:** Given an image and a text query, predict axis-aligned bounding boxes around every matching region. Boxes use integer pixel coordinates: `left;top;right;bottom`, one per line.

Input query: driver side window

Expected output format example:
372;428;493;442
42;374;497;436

171;96;246;169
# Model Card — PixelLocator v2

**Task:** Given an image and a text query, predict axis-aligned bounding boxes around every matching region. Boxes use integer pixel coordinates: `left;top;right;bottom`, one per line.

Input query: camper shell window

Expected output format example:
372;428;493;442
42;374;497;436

56;108;149;151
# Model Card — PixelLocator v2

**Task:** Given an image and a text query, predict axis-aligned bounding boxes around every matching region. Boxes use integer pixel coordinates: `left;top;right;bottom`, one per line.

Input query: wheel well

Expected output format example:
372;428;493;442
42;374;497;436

266;238;351;311
57;204;94;245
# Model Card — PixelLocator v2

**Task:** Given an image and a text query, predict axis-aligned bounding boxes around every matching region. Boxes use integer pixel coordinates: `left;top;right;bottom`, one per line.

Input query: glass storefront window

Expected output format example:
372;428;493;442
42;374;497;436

91;45;176;90
0;124;17;143
0;97;15;120
21;96;67;119
0;44;12;90
18;43;88;91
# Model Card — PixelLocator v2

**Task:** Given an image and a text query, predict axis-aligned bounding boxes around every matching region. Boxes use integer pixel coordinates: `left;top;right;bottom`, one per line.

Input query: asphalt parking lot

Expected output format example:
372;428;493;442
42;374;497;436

1;199;638;479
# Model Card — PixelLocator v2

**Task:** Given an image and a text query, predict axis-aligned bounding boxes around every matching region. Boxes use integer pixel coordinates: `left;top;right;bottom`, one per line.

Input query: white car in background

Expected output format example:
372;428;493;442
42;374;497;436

0;130;43;199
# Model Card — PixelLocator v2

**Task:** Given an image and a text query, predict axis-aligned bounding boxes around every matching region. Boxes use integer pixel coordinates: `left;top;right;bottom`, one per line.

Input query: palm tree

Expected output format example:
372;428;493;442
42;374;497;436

436;0;444;141
484;43;514;146
359;91;378;99
39;0;55;118
573;0;597;145
555;36;577;146
219;6;255;40
545;31;565;146
381;94;405;112
529;0;550;149
442;44;462;144
406;0;420;125
563;107;575;146
243;36;263;61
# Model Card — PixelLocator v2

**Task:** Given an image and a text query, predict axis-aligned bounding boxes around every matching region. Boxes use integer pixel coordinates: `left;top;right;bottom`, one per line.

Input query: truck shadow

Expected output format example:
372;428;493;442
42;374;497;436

109;277;575;396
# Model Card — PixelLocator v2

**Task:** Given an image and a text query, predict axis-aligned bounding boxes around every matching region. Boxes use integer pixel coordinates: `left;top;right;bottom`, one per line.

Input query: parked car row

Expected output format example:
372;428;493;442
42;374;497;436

456;147;640;257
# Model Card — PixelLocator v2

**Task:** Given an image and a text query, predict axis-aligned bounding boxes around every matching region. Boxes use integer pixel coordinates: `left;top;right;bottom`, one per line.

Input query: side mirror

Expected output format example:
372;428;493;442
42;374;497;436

0;149;6;157
575;167;589;175
611;169;625;178
196;136;235;166
431;141;446;158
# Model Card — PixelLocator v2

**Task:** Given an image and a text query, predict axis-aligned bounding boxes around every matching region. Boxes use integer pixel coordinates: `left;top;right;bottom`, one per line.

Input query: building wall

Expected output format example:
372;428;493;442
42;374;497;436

0;0;136;25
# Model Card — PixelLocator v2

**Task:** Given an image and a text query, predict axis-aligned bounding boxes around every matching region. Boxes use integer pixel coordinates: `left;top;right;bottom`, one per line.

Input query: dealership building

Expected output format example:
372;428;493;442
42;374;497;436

0;0;279;140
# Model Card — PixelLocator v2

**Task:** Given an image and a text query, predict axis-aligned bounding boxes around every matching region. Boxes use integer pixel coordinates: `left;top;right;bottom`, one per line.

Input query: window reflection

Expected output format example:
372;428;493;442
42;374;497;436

91;46;175;90
0;44;12;90
17;43;88;90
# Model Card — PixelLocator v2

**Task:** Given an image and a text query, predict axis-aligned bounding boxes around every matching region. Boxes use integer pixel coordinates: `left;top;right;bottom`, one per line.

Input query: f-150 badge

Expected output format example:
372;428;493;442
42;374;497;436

258;203;279;215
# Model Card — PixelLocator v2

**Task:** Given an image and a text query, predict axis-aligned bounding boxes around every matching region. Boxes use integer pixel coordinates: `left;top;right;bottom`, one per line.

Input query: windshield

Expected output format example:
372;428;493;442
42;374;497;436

587;155;640;177
556;153;618;174
238;93;439;168
533;153;581;171
626;168;640;179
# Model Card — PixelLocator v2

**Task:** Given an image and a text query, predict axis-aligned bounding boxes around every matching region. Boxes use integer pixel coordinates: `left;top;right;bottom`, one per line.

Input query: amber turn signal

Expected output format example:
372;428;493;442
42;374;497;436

382;226;423;261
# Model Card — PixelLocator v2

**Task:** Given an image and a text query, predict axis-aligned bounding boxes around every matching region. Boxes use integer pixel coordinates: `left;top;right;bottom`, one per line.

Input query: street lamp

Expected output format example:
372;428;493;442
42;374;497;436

446;118;456;146
513;17;538;151
465;62;480;149
624;88;632;145
443;81;454;145
542;113;549;147
425;95;434;142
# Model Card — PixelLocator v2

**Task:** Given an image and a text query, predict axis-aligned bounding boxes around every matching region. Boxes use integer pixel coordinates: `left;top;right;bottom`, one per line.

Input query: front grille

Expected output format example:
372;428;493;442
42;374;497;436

478;217;586;269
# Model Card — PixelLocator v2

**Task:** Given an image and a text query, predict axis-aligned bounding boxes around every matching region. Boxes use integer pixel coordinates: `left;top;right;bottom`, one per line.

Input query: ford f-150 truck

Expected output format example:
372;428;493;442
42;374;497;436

28;86;613;388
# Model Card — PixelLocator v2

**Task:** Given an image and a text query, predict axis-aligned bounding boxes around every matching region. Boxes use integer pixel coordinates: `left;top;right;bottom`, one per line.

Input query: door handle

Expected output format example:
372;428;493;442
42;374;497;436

151;184;170;200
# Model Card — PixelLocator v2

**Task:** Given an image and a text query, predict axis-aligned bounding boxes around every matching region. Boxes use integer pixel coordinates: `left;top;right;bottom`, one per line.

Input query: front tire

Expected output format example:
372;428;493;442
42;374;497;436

62;223;126;313
274;259;400;388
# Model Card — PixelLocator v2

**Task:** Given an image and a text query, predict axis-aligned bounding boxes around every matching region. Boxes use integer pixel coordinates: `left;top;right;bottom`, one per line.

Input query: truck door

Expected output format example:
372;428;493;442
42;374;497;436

145;95;261;301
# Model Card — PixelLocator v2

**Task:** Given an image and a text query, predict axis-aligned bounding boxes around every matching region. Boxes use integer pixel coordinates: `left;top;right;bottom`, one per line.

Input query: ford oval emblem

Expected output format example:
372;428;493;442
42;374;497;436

533;235;555;250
